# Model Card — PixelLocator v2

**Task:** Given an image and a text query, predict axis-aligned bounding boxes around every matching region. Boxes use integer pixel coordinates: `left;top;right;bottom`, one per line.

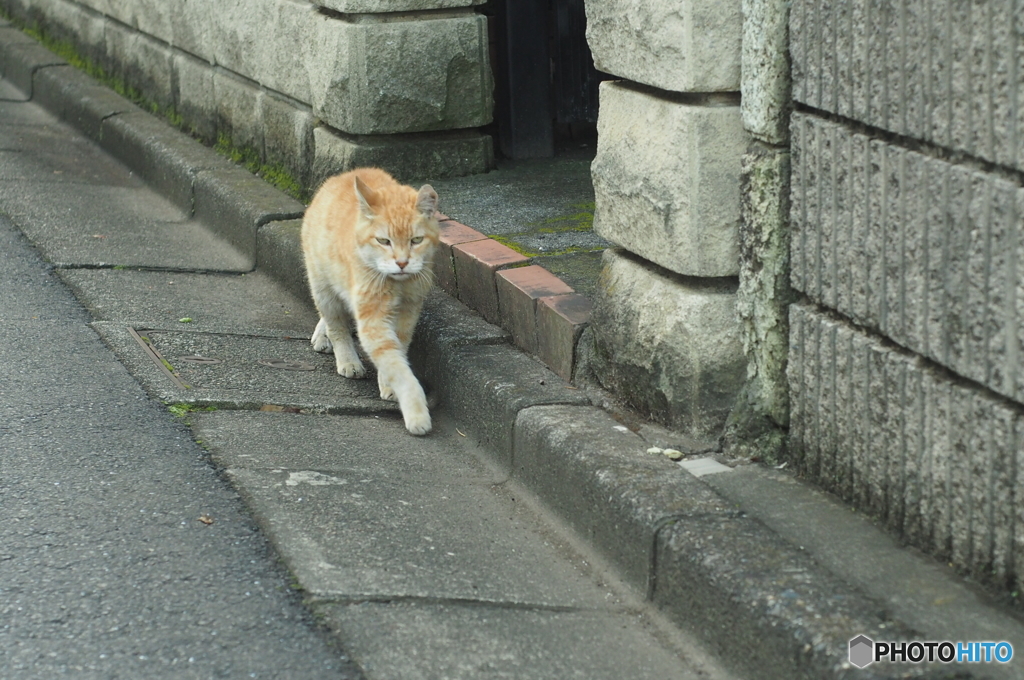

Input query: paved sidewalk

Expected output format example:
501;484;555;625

5;22;1024;680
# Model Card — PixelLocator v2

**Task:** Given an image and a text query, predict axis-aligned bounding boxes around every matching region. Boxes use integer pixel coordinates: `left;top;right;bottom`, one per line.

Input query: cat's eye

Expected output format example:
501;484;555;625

410;236;424;245
376;237;391;246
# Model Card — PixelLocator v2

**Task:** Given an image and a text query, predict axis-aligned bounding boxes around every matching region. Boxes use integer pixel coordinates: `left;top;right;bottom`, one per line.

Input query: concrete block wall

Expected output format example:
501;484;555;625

584;0;747;440
789;0;1024;589
0;0;494;189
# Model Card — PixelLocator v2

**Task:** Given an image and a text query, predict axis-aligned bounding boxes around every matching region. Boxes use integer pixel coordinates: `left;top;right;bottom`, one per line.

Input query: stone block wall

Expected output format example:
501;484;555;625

0;0;494;190
789;0;1024;590
585;0;747;440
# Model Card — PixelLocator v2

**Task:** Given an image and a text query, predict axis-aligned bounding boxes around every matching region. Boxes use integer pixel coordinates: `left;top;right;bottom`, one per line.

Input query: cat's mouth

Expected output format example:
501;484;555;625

389;272;413;281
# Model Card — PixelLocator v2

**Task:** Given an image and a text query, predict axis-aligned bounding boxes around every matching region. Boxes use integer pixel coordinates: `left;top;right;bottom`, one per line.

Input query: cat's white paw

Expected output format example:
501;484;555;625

337;360;366;378
404;411;432;436
378;374;397;401
311;320;333;353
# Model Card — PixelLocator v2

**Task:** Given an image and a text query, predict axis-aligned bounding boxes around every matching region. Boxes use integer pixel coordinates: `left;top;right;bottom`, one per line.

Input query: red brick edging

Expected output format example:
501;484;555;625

434;214;592;382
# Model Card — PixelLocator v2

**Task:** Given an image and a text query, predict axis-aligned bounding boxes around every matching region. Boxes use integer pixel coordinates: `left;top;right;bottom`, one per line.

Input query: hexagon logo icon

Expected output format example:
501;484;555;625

849;635;874;668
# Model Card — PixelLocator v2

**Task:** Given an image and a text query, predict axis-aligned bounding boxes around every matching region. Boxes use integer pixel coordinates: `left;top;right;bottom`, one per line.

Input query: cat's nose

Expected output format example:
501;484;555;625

396;260;408;270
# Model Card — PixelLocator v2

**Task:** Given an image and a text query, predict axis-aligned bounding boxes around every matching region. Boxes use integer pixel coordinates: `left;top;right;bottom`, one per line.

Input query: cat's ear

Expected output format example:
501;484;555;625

416;184;438;218
353;176;379;219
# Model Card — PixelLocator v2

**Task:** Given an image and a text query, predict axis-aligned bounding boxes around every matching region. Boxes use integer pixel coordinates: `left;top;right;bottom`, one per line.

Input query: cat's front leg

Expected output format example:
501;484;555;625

310;317;334;353
357;322;430;435
378;297;426;403
309;285;368;378
314;319;366;379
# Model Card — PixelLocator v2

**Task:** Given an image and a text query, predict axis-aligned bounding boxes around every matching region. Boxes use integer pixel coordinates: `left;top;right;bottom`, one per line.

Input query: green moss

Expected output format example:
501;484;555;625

167;403;218;418
487;234;540;258
530;202;595;233
213;134;307;202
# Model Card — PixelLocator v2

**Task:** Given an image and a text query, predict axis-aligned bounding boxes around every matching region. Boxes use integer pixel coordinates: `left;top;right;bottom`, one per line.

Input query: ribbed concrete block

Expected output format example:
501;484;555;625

585;0;741;93
849;328;870;511
592;81;746;277
1017;189;1024;404
949;384;973;569
791;112;1024;405
791;0;1024;172
865;138;885;330
590;249;745;439
789;115;806;294
1015;420;1024;596
901;358;926;547
832;318;854;501
786;303;806;470
801;307;820;478
789;303;1024;590
865;337;888;519
924;368;952;558
988;181;1018;399
989;402;1017;587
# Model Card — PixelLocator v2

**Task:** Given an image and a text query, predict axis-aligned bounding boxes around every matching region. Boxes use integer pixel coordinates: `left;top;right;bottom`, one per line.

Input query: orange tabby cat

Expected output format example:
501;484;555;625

301;167;439;435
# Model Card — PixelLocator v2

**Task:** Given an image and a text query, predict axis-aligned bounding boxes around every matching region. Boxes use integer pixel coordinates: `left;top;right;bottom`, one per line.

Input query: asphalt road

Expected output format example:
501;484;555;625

0;212;365;678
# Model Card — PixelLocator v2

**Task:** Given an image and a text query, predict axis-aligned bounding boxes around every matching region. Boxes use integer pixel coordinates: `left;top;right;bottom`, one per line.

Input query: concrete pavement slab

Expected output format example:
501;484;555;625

91;322;398;416
58;268;319;334
192;410;622;608
0;110;137;181
316;601;717;680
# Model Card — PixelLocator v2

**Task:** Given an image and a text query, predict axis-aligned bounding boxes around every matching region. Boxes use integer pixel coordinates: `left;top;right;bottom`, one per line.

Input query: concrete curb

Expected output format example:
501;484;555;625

0;29;955;680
